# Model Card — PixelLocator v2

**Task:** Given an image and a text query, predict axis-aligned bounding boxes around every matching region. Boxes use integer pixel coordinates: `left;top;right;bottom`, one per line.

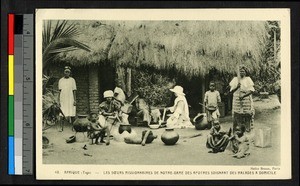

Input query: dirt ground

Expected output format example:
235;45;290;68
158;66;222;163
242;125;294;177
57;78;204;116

42;95;281;165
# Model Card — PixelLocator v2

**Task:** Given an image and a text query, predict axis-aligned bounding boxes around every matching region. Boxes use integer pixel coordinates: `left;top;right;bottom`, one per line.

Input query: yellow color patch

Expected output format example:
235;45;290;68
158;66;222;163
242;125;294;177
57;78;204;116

8;55;14;95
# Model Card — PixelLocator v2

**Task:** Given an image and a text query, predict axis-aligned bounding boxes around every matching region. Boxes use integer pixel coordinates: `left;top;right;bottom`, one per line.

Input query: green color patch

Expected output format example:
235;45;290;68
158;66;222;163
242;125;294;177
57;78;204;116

8;96;14;136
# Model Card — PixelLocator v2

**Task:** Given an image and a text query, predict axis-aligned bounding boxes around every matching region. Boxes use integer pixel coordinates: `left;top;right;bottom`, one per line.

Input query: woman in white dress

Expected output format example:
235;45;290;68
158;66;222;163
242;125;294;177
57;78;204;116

58;66;77;131
166;85;193;128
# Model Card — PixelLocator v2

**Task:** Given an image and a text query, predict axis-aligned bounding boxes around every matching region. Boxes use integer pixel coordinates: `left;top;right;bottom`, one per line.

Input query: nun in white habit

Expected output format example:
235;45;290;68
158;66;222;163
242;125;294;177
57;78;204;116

166;86;193;129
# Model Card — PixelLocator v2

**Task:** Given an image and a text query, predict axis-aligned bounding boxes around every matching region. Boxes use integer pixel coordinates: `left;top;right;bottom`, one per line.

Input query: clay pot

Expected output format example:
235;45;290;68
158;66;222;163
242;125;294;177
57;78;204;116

73;115;90;132
119;123;132;134
193;113;208;130
161;128;179;145
42;136;50;149
43;136;49;145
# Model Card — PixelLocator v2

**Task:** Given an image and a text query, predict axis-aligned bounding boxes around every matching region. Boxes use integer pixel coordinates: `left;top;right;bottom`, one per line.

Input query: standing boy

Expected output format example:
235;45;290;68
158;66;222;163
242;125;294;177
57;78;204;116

204;82;221;128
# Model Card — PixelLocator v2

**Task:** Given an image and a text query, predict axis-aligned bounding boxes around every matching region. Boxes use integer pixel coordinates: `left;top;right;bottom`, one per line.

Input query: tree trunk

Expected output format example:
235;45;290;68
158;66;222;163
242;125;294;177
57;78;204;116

273;29;276;62
126;67;132;97
201;76;206;113
116;66;126;92
88;65;100;114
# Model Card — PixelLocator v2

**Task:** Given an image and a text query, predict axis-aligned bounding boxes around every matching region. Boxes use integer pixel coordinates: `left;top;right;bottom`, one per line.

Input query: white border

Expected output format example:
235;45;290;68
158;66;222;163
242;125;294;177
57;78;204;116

35;9;291;180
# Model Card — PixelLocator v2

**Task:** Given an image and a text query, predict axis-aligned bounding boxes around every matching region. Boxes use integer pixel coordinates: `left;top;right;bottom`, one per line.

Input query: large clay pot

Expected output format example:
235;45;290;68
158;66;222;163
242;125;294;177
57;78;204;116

73;115;90;132
119;123;132;134
161;128;179;145
193;113;208;130
42;136;50;149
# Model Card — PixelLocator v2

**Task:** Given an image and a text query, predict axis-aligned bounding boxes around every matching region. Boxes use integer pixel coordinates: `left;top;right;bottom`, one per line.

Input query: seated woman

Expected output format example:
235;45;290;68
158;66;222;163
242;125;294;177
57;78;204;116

206;120;230;153
113;87;134;125
135;98;151;126
166;85;193;129
226;125;250;159
114;87;126;105
98;90;122;145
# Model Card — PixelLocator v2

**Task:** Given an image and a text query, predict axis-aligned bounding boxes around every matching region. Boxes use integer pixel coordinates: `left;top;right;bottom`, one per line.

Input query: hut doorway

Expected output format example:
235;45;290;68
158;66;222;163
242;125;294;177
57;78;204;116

175;75;207;118
98;62;116;102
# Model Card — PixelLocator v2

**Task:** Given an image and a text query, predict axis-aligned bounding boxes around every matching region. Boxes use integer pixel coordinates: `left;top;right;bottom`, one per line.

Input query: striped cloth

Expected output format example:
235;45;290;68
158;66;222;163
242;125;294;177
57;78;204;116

229;76;255;115
232;93;253;114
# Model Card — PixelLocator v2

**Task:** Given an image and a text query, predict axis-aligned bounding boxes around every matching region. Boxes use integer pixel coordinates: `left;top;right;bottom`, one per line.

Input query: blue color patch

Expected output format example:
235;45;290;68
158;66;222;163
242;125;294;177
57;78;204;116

8;136;15;175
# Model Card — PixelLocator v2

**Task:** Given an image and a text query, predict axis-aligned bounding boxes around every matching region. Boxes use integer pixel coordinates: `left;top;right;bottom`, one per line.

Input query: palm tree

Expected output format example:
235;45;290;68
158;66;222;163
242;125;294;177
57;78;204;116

42;20;91;71
42;21;91;131
42;20;91;92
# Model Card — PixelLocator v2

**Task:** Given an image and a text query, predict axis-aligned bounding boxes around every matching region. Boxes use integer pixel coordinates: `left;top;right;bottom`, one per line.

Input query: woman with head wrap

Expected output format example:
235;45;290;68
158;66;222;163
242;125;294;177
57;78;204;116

57;66;77;131
229;65;255;132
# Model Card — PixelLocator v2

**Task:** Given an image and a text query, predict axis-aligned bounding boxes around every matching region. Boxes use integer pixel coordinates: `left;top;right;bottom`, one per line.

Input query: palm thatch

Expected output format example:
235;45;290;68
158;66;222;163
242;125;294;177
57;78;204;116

54;20;269;77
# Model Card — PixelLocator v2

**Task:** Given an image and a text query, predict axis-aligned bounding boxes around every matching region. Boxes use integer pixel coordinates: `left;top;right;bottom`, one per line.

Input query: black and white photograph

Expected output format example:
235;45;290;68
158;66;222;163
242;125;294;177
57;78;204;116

36;9;291;180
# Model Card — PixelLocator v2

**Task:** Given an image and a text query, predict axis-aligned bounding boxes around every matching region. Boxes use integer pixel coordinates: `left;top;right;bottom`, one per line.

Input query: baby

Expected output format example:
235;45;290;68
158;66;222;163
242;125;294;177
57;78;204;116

227;125;250;158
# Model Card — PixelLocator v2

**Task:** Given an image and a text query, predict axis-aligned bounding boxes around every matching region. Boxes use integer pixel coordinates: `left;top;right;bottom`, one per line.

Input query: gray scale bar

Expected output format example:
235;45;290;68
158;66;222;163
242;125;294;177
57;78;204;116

22;127;32;174
23;14;33;36
22;14;34;175
14;34;23;175
23;36;33;82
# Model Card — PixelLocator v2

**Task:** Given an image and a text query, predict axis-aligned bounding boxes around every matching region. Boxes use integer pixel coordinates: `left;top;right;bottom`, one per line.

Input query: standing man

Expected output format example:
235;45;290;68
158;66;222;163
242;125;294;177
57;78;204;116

58;66;77;132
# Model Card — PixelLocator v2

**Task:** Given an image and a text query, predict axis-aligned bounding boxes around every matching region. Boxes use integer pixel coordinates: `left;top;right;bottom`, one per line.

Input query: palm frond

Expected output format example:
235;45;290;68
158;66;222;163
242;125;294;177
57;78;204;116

42;21;52;52
48;46;78;54
42;20;91;70
44;38;91;57
60;24;80;38
51;20;68;42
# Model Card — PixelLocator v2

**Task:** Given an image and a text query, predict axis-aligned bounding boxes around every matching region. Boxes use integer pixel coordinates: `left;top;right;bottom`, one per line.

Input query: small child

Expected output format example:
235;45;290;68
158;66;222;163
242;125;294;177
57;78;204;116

206;120;230;153
204;82;221;128
227;125;250;159
87;113;105;145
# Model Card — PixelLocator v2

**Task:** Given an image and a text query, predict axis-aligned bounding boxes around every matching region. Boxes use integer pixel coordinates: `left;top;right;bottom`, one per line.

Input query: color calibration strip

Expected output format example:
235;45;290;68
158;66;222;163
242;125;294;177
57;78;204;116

8;13;15;175
8;14;34;175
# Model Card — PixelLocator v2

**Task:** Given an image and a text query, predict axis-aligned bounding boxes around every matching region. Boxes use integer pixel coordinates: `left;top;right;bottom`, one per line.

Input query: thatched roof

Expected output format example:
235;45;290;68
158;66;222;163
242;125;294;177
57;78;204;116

53;20;269;76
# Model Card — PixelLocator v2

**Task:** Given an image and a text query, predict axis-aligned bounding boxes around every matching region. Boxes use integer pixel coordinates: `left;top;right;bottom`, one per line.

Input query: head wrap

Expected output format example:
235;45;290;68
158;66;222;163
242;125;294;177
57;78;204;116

103;90;114;98
239;65;249;76
64;66;71;72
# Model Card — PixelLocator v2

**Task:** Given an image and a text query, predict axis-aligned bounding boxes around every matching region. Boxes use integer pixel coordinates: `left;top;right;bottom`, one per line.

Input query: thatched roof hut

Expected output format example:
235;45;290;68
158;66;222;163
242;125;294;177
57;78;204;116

55;20;269;77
